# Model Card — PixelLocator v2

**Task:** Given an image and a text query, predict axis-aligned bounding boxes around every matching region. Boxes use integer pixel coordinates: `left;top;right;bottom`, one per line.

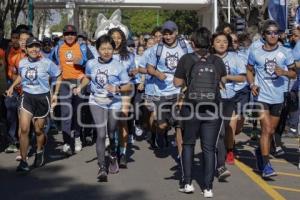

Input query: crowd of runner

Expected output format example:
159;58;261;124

0;19;299;198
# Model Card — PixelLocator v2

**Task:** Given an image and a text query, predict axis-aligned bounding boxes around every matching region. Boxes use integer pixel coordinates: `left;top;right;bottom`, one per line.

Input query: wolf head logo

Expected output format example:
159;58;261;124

25;66;38;84
264;58;277;76
165;52;179;71
95;69;108;88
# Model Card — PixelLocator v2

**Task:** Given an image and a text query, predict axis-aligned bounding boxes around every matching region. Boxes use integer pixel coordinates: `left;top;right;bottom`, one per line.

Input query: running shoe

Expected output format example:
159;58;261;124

217;166;231;181
97;165;108;182
119;154;127;168
226;151;235;165
178;183;195;193
203;189;213;198
262;162;276;178
5;144;18;153
33;149;45;168
75;137;82;152
109;155;119;174
16;160;30;172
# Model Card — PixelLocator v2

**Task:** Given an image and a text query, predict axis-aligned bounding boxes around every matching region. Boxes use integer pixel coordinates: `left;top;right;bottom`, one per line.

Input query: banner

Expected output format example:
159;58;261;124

268;0;287;31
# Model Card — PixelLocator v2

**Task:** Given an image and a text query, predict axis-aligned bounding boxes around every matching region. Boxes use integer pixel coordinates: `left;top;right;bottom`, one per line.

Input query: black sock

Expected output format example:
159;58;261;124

262;156;269;166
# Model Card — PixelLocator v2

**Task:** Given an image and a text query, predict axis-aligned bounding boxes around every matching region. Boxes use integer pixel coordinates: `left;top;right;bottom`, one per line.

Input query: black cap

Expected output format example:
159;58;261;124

42;37;52;44
26;37;41;47
78;32;87;39
162;21;178;32
63;25;77;33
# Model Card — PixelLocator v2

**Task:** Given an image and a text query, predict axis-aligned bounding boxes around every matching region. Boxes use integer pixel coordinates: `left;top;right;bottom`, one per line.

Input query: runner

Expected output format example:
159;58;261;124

51;25;94;155
108;28;135;168
74;34;131;181
146;20;193;151
247;20;296;178
6;37;61;172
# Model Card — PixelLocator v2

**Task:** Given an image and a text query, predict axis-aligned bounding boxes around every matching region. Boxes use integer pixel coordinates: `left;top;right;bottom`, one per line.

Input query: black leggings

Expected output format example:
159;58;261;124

180;106;222;189
90;105;119;167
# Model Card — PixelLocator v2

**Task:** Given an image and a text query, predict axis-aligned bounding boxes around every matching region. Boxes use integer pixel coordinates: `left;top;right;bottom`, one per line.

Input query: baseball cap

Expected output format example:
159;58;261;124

78;32;88;39
26;37;41;47
162;21;178;32
63;25;77;34
42;37;52;45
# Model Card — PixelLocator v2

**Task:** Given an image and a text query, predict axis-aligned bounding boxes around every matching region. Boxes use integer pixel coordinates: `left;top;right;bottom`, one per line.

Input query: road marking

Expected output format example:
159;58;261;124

271;185;300;193
277;172;300;178
235;159;286;200
236;155;298;165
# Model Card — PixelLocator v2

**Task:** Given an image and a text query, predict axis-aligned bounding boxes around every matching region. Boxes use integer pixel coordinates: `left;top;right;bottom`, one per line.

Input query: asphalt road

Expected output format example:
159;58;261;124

0;126;299;200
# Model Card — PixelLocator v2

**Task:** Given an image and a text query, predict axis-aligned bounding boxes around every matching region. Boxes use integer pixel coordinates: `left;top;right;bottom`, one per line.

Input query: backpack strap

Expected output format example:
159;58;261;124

178;37;188;54
186;53;200;86
155;42;164;70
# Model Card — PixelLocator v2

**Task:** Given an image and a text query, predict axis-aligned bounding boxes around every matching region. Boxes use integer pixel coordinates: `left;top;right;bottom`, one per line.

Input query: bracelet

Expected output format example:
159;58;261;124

250;83;255;88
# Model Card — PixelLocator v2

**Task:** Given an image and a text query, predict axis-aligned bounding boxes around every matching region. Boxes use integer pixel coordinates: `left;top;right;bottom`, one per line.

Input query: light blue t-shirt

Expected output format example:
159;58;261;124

235;49;249;91
249;38;265;52
113;53;136;83
248;45;294;104
147;41;193;96
292;40;300;91
138;48;155;96
19;57;61;94
220;52;247;99
88;45;100;58
85;58;130;109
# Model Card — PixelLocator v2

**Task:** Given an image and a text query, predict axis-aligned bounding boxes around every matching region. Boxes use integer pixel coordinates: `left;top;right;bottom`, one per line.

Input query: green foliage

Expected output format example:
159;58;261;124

120;9;198;36
50;11;68;33
169;10;199;35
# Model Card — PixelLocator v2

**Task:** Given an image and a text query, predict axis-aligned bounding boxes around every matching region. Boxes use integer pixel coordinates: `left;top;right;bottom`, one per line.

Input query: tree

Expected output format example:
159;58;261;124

50;11;68;33
168;10;199;35
9;0;27;31
33;9;53;38
218;0;269;28
0;0;10;30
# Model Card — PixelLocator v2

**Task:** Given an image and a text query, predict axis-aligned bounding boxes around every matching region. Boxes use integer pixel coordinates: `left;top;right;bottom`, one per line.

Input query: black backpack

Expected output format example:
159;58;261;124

186;54;219;104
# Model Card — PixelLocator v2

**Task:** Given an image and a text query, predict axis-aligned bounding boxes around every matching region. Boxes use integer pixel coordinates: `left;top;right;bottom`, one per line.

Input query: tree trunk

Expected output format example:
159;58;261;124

0;0;10;30
10;0;26;31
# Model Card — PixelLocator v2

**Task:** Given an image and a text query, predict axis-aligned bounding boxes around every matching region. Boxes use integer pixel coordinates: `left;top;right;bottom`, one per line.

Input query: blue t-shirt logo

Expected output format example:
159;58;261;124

165;52;179;71
95;69;108;89
264;58;277;77
25;66;38;85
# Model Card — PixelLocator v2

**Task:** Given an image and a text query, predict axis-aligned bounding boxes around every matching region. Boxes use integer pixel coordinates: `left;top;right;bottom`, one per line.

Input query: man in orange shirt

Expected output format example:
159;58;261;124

51;25;94;155
5;30;20;80
0;48;6;127
4;30;31;154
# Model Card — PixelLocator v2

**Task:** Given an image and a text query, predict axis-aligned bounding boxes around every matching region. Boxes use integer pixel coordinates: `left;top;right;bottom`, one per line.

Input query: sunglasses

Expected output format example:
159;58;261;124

265;30;279;36
63;32;77;36
27;43;41;48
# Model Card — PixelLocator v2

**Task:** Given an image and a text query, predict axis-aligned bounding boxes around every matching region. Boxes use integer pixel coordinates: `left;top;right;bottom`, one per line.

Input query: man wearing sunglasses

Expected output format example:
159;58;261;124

50;25;94;155
247;20;296;178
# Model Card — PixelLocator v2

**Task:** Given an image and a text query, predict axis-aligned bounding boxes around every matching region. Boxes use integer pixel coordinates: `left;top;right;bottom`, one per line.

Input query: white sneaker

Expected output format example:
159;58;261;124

63;144;71;153
178;184;195;193
75;138;82;152
203;189;213;198
135;126;143;136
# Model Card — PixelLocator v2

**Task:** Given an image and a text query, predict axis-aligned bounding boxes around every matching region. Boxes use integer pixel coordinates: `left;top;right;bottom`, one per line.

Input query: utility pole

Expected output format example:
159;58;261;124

28;0;34;31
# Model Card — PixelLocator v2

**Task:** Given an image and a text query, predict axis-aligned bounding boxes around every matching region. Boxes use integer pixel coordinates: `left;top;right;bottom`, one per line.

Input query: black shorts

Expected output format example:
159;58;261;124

20;92;50;118
234;86;250;114
153;95;180;127
256;101;284;117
